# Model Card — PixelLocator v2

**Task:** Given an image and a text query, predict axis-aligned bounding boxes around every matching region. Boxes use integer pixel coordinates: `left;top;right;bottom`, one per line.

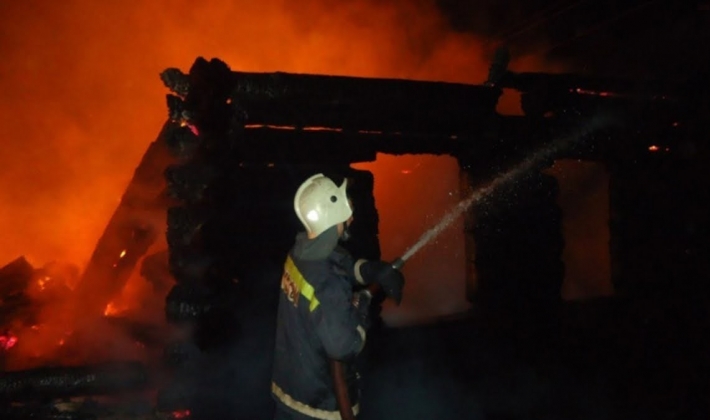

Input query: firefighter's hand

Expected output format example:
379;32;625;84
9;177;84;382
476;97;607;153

361;261;404;304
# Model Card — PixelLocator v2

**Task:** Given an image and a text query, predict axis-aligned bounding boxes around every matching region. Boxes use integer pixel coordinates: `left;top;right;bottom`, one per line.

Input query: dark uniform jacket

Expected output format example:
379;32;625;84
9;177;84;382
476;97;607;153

271;227;368;420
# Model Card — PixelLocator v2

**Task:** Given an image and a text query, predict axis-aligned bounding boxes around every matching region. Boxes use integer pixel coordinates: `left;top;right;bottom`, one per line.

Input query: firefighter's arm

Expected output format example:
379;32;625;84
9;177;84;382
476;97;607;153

330;247;405;304
312;282;367;361
329;246;360;287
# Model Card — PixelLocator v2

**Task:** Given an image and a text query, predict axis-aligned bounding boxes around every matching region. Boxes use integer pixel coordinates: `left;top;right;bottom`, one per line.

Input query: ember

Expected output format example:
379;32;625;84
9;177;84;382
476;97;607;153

172;409;191;419
0;332;18;350
571;87;621;98
103;302;121;317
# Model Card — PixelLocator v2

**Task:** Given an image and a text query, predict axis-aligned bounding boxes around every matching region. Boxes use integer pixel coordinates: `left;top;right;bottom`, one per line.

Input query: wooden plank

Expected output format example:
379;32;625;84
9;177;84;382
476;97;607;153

238;127;463;163
71;121;177;319
227;71;500;134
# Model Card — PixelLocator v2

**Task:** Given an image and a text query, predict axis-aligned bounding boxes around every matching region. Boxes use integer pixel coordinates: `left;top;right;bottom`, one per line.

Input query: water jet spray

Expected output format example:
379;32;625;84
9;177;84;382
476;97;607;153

388;115;612;272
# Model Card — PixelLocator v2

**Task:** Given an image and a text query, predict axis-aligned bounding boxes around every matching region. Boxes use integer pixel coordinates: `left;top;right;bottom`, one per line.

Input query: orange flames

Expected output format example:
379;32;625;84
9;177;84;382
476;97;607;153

103;302;121;317
0;1;566;338
0;0;561;269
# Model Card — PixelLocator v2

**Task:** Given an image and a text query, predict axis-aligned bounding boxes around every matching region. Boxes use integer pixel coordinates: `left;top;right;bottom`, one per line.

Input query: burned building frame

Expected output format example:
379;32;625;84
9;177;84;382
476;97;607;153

64;55;709;330
1;54;708;419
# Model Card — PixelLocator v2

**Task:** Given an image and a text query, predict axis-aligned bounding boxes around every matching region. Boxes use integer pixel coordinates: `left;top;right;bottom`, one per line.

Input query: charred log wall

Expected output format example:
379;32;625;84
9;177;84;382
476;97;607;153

458;117;565;323
160;58;384;332
470;171;564;317
152;57;709;416
608;154;710;298
600;77;710;298
158;58;385;416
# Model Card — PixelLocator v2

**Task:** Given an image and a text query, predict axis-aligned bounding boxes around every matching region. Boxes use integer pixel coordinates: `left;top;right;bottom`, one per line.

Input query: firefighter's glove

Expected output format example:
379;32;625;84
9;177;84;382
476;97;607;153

357;260;404;304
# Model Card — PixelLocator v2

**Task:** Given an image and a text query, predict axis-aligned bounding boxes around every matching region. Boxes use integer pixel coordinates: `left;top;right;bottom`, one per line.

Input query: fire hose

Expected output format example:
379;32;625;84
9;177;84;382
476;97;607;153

330;257;405;420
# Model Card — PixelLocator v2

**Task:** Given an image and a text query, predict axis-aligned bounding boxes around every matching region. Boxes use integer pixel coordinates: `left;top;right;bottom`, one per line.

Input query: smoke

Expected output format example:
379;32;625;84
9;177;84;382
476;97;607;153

0;0;576;374
0;0;563;268
0;3;621;419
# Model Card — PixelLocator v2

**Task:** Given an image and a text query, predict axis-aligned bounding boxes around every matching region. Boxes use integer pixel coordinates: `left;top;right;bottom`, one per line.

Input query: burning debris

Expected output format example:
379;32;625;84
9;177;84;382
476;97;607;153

0;257;164;419
0;257;76;347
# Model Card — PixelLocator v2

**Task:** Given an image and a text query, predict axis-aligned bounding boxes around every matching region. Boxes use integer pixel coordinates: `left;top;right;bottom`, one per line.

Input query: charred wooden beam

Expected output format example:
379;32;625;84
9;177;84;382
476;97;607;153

229;70;500;135
0;361;147;401
71;121;177;319
498;70;682;100
239;127;463;163
165;58;502;137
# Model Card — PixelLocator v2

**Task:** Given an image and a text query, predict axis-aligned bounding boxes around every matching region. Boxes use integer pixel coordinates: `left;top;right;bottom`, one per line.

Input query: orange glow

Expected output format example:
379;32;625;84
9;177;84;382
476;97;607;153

353;153;470;325
0;1;567;359
0;0;563;269
302;127;343;132
649;145;660;152
244;124;296;130
172;410;191;419
37;276;51;291
119;250;127;259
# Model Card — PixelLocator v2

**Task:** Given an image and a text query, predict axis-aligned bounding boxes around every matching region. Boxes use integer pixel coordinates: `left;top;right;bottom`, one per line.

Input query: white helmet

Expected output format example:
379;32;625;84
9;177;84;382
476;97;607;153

294;174;352;237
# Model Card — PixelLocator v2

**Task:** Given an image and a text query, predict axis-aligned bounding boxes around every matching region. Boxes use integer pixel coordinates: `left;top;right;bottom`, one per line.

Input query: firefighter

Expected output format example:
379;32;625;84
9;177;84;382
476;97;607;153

271;173;404;420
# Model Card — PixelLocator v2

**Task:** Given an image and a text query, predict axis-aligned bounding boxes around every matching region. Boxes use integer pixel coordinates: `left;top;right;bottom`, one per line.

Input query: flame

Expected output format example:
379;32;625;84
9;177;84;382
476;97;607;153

649;145;659;152
37;275;52;291
0;0;565;362
0;0;563;270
